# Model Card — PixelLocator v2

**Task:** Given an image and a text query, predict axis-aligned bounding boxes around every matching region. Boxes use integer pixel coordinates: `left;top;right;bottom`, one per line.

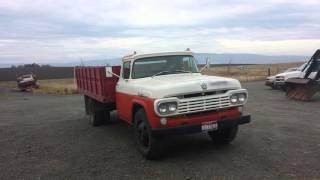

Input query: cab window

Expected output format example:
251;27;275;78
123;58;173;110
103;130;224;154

122;61;131;79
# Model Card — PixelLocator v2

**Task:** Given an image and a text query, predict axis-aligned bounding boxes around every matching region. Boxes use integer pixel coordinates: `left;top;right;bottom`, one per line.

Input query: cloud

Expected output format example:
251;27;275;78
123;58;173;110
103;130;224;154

0;0;320;63
215;39;320;55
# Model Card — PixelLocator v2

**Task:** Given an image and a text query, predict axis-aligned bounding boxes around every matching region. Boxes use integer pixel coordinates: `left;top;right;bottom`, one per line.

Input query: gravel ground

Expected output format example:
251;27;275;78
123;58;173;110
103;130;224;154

0;81;319;180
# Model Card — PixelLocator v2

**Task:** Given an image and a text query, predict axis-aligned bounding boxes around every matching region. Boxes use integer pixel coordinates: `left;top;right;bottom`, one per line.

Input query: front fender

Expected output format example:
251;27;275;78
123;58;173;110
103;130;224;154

132;96;161;128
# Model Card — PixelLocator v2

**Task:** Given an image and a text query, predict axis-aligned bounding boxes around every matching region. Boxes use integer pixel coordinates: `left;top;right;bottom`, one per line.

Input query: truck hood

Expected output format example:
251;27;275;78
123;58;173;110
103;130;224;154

266;75;276;80
131;73;241;98
276;71;302;79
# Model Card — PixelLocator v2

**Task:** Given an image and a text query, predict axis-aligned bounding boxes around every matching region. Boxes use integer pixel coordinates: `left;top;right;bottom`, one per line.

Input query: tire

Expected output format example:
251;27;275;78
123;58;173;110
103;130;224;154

208;125;238;145
133;108;162;159
280;85;287;92
87;98;110;126
84;96;90;115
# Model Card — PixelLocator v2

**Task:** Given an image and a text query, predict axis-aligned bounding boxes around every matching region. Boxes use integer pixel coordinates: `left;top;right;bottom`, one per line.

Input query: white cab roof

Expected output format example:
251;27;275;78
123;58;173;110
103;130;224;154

122;51;194;61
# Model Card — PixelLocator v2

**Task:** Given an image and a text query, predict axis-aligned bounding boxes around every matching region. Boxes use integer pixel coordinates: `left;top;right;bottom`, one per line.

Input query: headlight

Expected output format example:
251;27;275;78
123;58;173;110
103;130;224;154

157;101;178;115
230;93;247;104
158;104;168;113
230;95;238;103
168;103;177;112
238;93;246;102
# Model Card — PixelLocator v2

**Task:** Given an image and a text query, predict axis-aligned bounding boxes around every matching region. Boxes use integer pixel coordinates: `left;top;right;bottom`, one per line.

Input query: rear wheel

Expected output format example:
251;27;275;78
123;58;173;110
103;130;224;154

133;108;162;159
208;125;238;144
87;97;110;126
84;96;90;115
89;108;110;126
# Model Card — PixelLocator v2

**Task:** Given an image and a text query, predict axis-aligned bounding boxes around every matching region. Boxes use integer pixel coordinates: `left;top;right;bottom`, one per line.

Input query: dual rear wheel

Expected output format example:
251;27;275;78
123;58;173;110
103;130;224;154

84;96;110;126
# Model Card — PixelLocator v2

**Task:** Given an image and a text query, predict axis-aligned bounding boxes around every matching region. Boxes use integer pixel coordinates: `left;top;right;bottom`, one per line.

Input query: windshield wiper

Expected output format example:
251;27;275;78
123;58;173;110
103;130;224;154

173;69;193;73
151;70;193;78
151;71;169;78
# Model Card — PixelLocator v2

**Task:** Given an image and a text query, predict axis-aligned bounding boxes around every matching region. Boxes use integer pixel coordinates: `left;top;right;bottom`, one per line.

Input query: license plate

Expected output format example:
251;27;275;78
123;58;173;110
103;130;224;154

201;121;218;132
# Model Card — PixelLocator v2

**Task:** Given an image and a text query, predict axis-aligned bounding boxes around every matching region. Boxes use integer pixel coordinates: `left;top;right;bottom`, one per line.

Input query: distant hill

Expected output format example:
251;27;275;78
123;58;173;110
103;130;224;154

0;53;309;68
194;53;308;64
50;58;121;67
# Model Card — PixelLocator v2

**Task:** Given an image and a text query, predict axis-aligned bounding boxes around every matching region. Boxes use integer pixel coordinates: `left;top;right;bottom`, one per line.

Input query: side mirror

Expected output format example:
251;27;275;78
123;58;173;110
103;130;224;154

200;58;211;72
105;66;120;78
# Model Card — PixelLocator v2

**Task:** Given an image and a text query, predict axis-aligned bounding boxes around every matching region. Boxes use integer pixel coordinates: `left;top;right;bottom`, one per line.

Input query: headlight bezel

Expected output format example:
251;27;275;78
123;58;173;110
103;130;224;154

154;98;179;117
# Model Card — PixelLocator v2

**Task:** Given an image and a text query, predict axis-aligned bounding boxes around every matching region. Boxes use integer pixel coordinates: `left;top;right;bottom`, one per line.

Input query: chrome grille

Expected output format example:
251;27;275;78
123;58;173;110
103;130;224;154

275;76;284;83
178;95;231;114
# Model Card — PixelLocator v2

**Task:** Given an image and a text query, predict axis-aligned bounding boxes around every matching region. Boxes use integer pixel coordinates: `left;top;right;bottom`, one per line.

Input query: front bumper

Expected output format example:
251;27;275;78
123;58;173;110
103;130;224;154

274;81;285;86
265;81;274;86
152;114;251;137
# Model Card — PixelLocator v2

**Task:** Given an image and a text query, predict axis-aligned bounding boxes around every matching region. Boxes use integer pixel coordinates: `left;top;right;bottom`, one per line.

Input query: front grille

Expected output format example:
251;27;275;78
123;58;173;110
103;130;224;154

179;90;228;99
275;76;285;83
177;95;231;114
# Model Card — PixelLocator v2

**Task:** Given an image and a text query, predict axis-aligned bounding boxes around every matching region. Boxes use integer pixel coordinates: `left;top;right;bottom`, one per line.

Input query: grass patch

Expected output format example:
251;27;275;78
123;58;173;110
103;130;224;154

32;78;78;95
0;81;17;89
0;78;78;95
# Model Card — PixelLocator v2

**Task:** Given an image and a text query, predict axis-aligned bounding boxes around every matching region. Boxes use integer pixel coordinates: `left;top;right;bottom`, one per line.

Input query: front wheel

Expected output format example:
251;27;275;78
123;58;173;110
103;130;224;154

133;109;162;159
280;85;287;92
208;125;238;144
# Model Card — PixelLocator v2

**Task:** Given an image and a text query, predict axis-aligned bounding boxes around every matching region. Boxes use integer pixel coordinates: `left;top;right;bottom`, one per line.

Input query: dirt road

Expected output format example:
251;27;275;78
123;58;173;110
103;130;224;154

0;82;319;179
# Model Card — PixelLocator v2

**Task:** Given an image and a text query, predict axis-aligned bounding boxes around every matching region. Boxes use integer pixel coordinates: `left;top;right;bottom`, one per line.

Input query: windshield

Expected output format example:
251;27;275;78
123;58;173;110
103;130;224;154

284;68;297;72
132;55;199;79
297;63;307;71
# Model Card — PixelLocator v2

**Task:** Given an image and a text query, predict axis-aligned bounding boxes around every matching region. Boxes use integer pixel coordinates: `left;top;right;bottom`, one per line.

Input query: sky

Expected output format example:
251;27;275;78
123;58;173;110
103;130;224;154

0;0;320;63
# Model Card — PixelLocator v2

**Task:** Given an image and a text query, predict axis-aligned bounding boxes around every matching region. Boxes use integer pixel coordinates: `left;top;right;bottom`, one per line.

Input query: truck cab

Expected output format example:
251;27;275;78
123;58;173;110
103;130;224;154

76;50;251;159
115;51;250;158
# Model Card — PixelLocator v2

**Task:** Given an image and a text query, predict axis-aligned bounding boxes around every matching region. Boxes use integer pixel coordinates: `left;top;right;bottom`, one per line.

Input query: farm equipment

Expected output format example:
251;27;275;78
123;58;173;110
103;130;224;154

16;73;39;91
285;50;320;101
265;63;307;90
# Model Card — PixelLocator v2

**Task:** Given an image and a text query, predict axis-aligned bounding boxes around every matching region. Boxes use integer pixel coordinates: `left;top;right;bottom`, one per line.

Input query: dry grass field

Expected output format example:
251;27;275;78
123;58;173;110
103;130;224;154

0;62;304;94
32;78;78;94
202;62;304;82
0;78;77;95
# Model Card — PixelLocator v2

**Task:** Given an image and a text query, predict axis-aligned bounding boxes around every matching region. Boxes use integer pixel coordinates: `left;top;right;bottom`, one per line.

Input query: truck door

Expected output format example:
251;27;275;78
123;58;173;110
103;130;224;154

116;61;132;122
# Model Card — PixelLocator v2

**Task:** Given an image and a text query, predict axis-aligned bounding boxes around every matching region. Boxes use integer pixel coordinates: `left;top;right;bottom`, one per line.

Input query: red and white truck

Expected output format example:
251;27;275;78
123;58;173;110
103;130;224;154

75;50;251;159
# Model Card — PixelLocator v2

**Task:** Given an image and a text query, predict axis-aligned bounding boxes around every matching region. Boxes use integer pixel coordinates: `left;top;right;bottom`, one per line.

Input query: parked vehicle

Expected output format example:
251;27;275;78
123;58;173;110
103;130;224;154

16;73;39;91
265;63;307;90
286;49;320;101
265;75;276;89
75;50;251;159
